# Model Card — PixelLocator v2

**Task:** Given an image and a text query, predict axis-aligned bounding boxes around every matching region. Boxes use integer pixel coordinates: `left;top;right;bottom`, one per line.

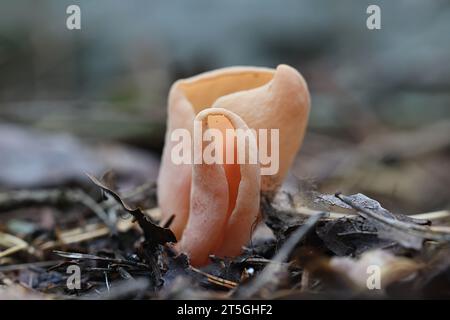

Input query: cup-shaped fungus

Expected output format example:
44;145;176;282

158;64;310;266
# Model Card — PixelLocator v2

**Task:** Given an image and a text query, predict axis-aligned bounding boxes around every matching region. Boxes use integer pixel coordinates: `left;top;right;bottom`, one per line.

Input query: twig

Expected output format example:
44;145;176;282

189;267;238;289
237;212;327;298
0;232;29;258
242;257;290;267
410;210;450;221
101;181;156;211
70;189;116;234
40;226;110;250
104;271;110;293
53;250;150;269
287;206;447;222
335;193;450;242
39;219;135;251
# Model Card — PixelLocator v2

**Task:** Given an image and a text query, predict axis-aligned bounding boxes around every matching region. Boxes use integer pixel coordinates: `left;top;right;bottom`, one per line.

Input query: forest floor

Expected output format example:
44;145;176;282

0;123;449;299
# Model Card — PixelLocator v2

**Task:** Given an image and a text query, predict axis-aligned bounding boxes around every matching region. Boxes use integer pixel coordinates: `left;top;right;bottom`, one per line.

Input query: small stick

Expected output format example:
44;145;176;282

0;232;29;258
335;193;450;242
189;267;238;289
237;212;327;298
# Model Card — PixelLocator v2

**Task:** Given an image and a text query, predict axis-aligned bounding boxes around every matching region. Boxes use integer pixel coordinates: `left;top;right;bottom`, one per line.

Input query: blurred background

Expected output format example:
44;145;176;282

0;0;449;214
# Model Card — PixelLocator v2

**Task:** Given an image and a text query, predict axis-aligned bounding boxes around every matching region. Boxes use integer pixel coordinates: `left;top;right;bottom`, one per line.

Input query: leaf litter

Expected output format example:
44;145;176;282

0;173;449;299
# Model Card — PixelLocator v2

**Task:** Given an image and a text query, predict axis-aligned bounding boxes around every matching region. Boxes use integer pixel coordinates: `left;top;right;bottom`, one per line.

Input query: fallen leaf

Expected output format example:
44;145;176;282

316;216;394;256
335;193;450;250
86;173;176;246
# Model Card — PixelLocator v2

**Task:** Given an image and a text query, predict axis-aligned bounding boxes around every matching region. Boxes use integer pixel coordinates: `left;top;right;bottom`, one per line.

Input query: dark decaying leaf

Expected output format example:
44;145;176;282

315;194;353;210
86;173;176;246
316;216;394;256
84;173;177;291
334;193;450;250
317;193;430;225
162;250;198;289
261;193;307;240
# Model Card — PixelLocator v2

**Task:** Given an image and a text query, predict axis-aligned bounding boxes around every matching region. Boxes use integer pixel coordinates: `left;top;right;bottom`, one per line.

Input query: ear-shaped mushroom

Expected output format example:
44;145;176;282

179;108;260;266
157;64;310;266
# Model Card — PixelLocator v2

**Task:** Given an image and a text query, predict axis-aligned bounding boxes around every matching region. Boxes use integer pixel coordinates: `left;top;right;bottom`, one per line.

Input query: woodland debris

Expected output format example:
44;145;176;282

86;174;176;246
335;193;450;250
237;212;326;298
